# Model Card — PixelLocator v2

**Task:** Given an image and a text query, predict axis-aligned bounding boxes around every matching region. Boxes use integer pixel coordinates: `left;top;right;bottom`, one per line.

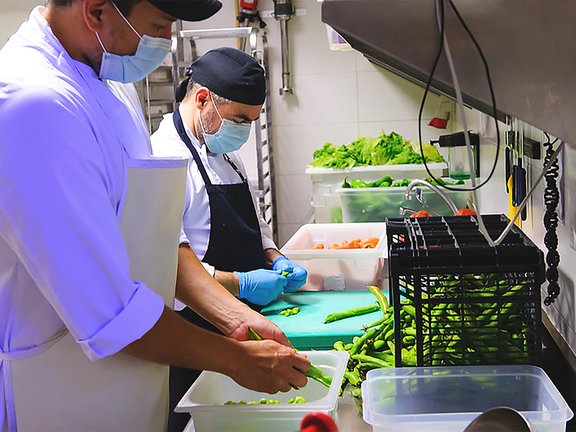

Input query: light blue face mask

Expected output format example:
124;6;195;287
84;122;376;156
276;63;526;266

199;94;252;154
96;2;171;83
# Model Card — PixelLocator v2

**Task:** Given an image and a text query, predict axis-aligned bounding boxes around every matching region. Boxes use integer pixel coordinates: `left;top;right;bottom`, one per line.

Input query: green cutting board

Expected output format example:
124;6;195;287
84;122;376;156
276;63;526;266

261;291;386;351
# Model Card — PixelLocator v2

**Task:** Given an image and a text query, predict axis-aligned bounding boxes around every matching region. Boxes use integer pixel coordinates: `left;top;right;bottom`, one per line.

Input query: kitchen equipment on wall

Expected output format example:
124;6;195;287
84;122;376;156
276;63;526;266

237;0;266;52
273;0;295;95
434;131;480;180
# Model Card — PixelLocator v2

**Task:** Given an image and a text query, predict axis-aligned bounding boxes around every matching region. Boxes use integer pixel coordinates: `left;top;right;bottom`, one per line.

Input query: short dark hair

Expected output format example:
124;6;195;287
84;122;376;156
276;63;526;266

47;0;143;17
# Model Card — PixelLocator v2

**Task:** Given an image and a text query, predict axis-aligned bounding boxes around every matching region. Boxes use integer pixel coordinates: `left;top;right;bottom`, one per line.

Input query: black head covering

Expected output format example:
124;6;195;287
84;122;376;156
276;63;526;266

147;0;222;22
175;47;266;105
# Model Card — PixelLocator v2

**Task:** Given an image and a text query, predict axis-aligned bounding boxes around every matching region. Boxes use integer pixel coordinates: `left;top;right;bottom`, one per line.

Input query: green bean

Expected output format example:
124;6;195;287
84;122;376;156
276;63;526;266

349;327;378;356
280;307;300;317
247;327;262;341
306;365;332;388
323;304;380;324
352;354;391;368
333;340;345;351
367;285;389;317
344;370;361;386
288;396;307;404
247;327;332;388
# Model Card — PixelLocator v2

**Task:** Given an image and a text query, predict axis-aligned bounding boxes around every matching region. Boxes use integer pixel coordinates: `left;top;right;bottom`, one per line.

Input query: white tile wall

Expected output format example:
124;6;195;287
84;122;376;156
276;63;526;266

0;8;33;46
272;71;358;126
275;173;313;225
357;69;441;122
274;122;358;175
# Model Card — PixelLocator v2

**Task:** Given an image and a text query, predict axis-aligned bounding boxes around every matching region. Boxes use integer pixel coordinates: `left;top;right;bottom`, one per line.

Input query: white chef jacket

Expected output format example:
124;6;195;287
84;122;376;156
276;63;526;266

0;7;165;430
151;112;276;309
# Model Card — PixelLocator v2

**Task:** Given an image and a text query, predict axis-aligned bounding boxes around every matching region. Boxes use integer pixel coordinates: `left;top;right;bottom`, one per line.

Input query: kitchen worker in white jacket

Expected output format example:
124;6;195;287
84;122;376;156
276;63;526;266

0;1;310;431
151;47;309;431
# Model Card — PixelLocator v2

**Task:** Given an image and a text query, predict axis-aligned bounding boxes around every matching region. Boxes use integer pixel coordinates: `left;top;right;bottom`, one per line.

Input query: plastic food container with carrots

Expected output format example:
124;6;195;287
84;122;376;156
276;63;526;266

280;223;387;291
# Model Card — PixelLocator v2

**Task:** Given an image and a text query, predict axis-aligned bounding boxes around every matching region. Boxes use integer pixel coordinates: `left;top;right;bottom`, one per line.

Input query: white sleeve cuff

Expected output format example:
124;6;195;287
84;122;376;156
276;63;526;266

201;262;216;277
77;283;165;361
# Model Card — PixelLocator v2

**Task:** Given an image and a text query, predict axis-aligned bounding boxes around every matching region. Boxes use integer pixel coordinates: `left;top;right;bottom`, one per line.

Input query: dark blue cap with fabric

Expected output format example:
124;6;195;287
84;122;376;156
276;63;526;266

176;47;266;105
148;0;222;22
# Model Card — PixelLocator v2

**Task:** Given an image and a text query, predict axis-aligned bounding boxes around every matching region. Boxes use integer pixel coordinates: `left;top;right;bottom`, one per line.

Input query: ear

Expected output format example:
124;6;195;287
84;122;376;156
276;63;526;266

195;87;210;111
82;0;112;33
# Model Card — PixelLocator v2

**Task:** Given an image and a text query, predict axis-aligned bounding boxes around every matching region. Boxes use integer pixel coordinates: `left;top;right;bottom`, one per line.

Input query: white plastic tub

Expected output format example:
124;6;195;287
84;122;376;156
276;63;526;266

176;351;349;432
280;223;387;291
362;365;573;432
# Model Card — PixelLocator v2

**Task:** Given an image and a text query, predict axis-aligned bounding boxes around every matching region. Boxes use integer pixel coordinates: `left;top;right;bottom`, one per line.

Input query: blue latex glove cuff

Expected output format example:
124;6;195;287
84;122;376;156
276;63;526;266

271;256;290;270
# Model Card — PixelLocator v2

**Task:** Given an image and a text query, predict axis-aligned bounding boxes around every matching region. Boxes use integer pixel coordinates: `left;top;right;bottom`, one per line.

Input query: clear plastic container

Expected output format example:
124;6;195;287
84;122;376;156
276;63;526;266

306;163;447;223
362;365;573;432
338;186;471;222
176;351;349;432
280;223;387;291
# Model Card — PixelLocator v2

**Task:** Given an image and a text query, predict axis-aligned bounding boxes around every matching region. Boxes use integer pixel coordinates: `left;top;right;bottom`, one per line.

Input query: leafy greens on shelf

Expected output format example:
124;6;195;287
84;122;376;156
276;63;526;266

310;131;444;169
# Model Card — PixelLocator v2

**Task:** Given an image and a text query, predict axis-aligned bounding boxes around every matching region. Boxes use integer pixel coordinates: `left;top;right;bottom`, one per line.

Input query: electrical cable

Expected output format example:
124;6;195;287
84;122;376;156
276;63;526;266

418;0;501;192
427;0;565;247
542;132;561;305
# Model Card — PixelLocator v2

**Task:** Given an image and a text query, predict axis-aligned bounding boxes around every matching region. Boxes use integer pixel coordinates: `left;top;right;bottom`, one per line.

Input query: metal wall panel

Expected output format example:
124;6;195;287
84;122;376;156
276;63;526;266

322;0;576;145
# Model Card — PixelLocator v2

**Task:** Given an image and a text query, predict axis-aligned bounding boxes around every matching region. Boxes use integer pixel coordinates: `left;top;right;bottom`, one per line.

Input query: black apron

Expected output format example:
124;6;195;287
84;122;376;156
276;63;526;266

169;108;267;431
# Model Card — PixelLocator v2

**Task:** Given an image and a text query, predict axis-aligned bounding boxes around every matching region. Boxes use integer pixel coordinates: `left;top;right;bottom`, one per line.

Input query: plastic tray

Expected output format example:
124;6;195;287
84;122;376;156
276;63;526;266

306;163;447;223
280;223;387;291
338;186;471;222
176;351;349;432
362;365;573;432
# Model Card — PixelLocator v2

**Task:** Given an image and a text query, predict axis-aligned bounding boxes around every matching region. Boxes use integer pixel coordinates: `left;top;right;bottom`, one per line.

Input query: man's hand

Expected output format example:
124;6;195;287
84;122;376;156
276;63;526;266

228;308;291;347
271;257;308;292
229;340;310;393
236;269;287;305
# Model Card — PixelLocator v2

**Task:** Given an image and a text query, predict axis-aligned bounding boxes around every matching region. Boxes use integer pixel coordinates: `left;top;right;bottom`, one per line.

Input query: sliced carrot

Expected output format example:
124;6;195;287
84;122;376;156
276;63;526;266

313;243;325;249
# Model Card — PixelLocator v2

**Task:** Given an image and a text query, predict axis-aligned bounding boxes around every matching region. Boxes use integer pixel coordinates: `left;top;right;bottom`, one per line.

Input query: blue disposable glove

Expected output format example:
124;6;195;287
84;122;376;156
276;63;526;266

236;269;288;306
271;256;308;292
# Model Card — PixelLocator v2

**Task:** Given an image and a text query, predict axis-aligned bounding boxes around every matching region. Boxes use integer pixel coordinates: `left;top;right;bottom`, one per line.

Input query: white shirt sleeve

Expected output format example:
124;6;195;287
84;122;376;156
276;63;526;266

0;87;164;360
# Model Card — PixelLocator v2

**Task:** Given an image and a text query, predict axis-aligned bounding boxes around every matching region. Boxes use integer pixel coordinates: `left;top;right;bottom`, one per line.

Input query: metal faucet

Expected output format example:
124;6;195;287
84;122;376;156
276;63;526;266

404;179;459;215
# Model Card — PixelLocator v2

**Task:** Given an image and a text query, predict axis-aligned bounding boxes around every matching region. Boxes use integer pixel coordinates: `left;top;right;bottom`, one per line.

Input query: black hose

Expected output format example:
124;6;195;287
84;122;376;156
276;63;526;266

543;133;560;305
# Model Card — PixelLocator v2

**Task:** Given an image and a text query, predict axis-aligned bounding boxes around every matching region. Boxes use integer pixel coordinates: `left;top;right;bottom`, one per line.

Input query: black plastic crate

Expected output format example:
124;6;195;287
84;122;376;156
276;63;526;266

386;214;544;367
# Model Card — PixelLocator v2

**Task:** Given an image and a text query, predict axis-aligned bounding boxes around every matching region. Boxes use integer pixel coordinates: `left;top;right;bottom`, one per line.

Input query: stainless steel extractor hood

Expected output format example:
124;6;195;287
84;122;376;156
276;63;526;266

322;0;576;144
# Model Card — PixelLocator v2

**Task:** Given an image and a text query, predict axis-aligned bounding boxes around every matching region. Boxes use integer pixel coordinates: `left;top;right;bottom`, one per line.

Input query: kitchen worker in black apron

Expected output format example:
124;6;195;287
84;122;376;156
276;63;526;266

151;47;308;431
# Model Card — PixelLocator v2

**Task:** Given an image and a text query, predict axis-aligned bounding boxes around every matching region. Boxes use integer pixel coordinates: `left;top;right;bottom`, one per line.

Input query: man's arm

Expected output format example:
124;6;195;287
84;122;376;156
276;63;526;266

175;244;288;343
264;248;284;268
122;306;309;393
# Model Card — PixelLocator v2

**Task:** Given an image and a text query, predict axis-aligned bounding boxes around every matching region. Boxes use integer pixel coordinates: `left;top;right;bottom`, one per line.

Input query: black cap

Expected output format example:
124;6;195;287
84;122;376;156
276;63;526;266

176;47;266;105
148;0;222;22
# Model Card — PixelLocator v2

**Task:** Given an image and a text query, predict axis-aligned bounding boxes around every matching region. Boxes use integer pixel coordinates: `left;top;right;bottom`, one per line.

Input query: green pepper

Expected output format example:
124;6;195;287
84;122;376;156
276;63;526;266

350;179;368;188
341;177;352;188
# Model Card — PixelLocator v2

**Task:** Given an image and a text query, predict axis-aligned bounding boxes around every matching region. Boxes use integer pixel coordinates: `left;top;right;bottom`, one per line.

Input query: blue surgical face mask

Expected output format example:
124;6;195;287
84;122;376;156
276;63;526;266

198;93;252;154
96;2;171;83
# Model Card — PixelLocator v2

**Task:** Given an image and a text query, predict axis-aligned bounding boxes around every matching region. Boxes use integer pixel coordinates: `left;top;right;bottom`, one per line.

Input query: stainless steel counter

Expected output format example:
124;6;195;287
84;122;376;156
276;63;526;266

335;389;372;431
